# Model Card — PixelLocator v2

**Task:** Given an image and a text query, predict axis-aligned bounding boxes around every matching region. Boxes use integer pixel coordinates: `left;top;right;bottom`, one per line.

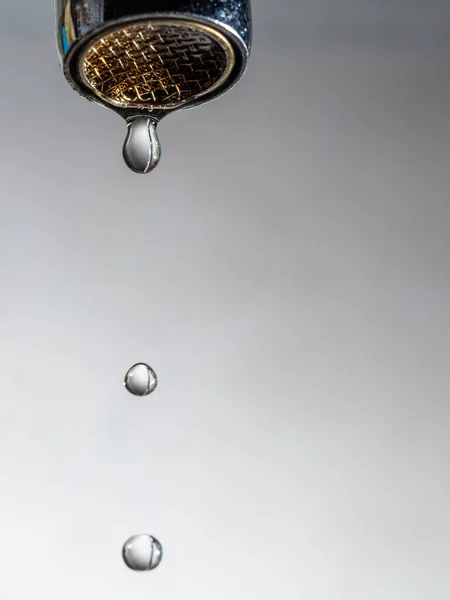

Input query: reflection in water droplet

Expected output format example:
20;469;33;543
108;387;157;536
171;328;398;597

122;534;163;571
124;363;158;396
123;117;161;174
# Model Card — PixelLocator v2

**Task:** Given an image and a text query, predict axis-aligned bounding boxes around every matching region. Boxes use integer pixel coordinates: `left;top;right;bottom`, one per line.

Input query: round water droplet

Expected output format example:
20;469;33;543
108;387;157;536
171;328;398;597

122;534;163;571
123;116;161;174
124;363;158;396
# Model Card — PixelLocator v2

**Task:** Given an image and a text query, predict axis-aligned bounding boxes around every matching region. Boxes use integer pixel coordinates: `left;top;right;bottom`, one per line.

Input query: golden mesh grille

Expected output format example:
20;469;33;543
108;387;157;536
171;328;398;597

79;20;235;110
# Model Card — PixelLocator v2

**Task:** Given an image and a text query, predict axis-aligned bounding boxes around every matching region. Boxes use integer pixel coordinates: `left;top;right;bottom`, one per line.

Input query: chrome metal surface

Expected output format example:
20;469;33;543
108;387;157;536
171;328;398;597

55;0;252;174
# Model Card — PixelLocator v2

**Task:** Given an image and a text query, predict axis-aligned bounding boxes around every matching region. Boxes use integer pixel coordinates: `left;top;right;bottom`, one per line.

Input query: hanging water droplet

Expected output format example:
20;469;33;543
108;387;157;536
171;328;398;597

122;534;163;571
124;363;158;396
123;116;161;174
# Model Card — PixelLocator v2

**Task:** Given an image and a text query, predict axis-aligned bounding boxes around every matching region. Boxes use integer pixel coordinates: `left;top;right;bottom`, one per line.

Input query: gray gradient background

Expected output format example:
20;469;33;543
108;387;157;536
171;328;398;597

1;1;449;598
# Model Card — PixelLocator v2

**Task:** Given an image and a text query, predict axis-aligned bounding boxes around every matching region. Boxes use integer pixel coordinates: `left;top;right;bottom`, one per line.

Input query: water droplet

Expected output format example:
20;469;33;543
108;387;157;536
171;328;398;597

122;534;163;571
124;363;158;396
123;117;161;174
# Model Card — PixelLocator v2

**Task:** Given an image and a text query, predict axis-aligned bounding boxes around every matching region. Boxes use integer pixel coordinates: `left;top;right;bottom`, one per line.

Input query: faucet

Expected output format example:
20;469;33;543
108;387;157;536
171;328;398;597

55;0;252;174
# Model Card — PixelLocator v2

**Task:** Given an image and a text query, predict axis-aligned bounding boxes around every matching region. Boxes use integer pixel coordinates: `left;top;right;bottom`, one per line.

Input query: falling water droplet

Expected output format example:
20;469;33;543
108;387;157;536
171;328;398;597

123;116;161;174
124;363;158;396
122;534;163;571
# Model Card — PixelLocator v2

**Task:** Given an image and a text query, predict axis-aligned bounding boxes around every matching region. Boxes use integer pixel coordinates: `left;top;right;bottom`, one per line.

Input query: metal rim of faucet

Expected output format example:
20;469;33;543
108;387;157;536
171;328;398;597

62;12;250;120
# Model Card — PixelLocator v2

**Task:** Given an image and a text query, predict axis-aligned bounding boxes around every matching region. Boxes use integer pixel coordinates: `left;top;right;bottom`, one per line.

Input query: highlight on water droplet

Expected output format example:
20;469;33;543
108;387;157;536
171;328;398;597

122;534;163;571
123;116;161;174
124;363;158;396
